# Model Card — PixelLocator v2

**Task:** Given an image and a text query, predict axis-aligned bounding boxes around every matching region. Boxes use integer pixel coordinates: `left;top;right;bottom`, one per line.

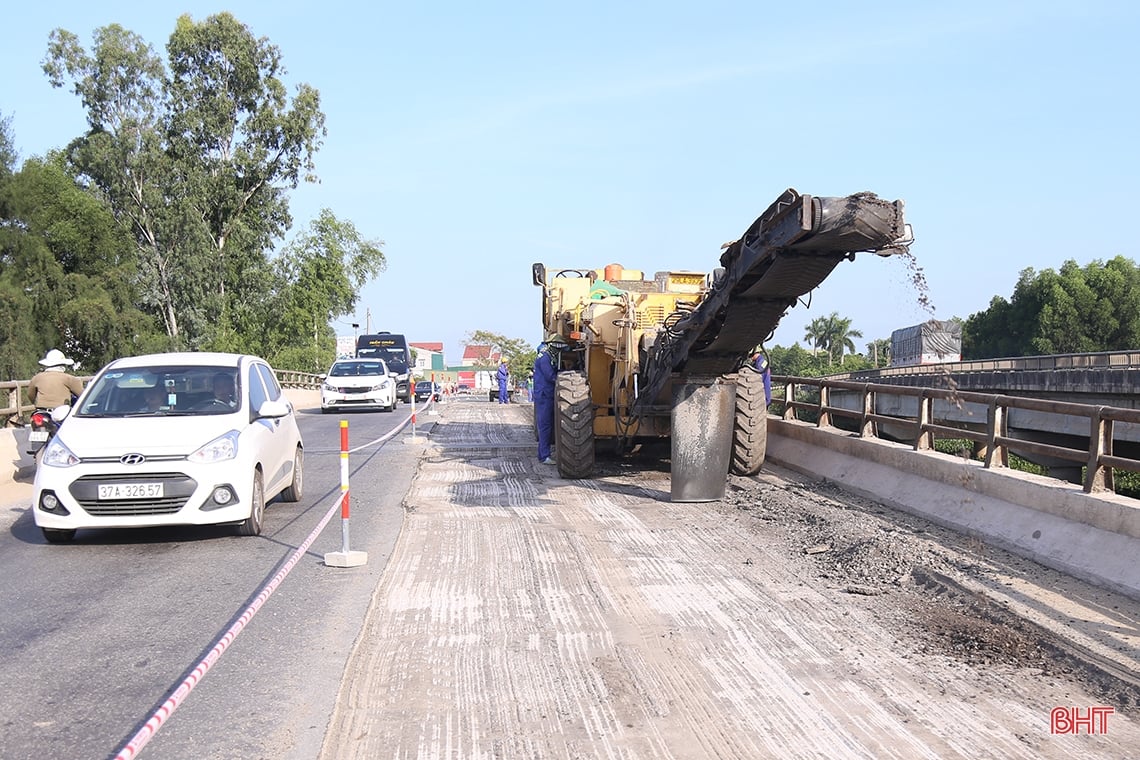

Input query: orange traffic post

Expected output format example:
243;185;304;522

324;419;367;567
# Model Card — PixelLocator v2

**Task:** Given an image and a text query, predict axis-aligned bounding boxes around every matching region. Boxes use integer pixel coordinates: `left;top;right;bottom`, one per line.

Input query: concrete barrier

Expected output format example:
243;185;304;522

1;427;28;487
767;417;1140;600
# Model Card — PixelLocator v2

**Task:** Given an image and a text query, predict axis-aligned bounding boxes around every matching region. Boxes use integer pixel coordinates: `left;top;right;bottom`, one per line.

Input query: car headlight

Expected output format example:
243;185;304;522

41;438;80;468
323;382;337;392
189;430;240;463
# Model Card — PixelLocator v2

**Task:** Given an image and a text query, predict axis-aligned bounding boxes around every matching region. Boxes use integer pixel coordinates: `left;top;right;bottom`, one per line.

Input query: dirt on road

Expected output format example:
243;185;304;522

318;400;1140;759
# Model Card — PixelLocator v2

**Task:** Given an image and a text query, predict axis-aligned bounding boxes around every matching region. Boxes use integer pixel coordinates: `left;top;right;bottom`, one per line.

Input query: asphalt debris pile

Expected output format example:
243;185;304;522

721;471;1140;712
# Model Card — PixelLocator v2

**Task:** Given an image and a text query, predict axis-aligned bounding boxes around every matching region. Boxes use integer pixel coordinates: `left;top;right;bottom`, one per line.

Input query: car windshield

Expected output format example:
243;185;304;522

329;361;388;377
357;347;407;372
75;365;242;417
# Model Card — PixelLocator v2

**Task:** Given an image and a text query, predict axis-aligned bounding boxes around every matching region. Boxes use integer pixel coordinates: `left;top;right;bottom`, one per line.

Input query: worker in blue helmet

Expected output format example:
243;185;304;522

533;333;563;465
751;349;772;406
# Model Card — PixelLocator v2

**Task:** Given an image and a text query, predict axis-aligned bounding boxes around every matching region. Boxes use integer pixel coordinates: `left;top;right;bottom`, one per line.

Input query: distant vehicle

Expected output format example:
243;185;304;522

890;320;963;367
31;352;304;543
456;384;472;395
414;381;441;402
488;385;519;403
320;358;397;413
355;332;411;402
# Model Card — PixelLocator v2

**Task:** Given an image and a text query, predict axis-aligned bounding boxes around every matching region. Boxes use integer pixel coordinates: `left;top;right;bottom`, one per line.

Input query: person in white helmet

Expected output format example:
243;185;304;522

28;349;85;410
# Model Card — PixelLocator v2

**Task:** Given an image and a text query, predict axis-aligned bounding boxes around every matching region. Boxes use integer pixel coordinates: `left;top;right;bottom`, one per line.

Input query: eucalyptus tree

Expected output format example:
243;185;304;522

265;210;386;372
0;112;15;178
42;13;326;350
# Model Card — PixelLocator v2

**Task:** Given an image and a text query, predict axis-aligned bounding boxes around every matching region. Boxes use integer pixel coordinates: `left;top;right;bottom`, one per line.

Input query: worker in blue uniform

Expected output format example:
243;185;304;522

752;350;772;406
533;334;561;465
497;358;510;403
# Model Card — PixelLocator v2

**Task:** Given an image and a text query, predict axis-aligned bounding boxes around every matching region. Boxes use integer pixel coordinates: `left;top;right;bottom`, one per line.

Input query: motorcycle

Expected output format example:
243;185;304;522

25;407;62;464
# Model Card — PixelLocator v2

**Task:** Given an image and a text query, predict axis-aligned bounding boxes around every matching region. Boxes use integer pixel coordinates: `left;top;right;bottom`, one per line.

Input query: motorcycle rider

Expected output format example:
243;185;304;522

28;349;85;411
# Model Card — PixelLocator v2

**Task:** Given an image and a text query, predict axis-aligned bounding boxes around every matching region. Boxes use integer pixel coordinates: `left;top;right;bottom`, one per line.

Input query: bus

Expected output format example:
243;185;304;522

356;333;412;402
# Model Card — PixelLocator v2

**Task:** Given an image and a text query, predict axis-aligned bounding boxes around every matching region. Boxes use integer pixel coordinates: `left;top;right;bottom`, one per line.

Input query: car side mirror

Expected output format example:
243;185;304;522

256;399;291;420
51;405;72;423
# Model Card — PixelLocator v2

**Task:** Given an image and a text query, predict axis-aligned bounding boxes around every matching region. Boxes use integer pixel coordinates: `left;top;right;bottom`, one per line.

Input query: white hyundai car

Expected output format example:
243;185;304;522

32;352;304;543
320;357;397;413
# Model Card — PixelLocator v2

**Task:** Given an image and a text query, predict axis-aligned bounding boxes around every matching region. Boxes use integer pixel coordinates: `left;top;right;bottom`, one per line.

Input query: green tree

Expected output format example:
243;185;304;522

0;112;15;178
0;154;165;377
467;330;536;384
266;210;386;371
866;338;891;368
803;312;863;366
43;13;327;350
963;258;1140;358
767;343;819;377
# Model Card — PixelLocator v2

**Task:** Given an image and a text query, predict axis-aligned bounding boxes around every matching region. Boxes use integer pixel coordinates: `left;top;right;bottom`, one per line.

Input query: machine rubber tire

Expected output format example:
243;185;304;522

237;470;265;536
555;371;594;479
730;366;768;476
42;527;76;543
281;446;304;503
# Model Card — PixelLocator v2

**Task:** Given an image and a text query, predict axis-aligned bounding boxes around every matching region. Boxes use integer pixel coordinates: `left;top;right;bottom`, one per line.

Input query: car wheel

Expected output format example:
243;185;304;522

237;470;265;536
281;446;304;503
321;406;331;415
42;527;76;543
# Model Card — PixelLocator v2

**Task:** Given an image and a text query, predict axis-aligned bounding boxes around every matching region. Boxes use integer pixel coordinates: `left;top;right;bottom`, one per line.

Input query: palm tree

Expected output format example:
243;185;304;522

803;317;830;359
805;312;862;366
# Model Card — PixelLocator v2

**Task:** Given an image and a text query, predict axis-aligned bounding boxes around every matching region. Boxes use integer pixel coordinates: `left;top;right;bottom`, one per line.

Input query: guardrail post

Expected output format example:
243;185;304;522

859;384;874;438
781;380;795;421
818;384;830;428
1085;408;1113;493
915;390;933;450
984;398;1008;468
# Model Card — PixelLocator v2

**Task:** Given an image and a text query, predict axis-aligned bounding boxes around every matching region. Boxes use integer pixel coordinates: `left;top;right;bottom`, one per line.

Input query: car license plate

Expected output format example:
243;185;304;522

29;430;48;442
98;482;164;500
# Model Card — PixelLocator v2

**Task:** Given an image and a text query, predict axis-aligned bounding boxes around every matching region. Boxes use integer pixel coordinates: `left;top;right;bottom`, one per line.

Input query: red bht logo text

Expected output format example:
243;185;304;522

1050;706;1114;734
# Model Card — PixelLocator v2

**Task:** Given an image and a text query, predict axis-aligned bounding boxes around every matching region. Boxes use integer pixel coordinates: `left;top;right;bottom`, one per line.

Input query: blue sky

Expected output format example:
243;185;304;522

4;1;1138;364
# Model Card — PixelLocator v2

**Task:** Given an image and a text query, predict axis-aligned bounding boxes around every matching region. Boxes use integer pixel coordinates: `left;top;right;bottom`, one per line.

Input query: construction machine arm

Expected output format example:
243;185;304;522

633;189;912;417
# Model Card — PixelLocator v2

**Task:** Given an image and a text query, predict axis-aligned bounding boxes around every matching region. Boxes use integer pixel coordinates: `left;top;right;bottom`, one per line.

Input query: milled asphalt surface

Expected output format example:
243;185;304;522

314;398;1139;759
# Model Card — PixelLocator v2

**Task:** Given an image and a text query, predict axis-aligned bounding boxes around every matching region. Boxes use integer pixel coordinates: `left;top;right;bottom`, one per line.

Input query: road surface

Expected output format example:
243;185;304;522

315;399;1140;759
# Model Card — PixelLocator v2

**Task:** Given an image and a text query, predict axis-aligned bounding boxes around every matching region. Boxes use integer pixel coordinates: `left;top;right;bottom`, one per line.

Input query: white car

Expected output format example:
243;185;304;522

32;352;304;543
320;358;397;413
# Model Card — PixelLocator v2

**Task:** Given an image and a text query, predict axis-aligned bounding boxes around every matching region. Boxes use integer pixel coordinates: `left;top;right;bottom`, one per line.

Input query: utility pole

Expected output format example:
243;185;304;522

365;307;372;334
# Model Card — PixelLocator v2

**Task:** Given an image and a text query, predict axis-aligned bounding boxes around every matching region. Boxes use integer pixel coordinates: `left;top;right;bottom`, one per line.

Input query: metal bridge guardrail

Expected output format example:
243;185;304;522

2;369;323;424
831;349;1140;381
772;374;1140;496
